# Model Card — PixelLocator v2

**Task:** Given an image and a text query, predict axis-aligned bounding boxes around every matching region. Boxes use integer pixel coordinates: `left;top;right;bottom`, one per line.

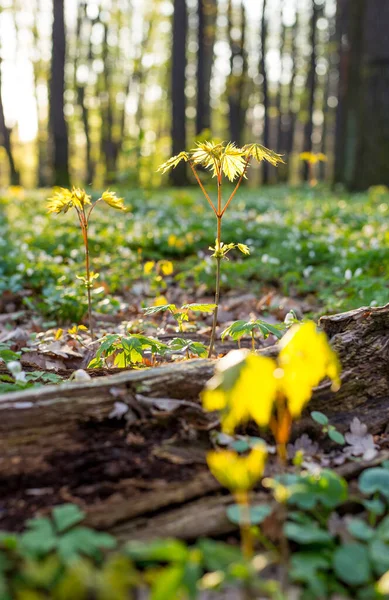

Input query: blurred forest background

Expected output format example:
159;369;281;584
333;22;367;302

1;0;388;190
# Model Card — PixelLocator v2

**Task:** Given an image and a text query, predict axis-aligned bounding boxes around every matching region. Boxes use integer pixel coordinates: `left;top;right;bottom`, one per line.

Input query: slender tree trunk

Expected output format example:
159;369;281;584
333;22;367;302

49;0;70;186
259;0;269;182
283;8;299;182
196;0;217;135
170;0;188;186
0;5;19;186
32;0;49;187
302;0;320;181
275;0;286;155
334;0;350;184
227;0;247;146
0;61;19;185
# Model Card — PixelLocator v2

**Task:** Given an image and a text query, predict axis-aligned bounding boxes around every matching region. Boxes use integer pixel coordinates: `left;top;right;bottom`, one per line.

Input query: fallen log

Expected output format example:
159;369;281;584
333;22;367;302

1;304;389;538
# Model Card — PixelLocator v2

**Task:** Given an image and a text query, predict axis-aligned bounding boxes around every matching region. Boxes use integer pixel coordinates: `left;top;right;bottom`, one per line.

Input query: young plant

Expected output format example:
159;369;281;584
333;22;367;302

47;187;126;339
88;333;168;368
299;152;327;186
202;321;340;462
221;318;285;350
311;410;345;445
143;302;216;333
158;141;284;357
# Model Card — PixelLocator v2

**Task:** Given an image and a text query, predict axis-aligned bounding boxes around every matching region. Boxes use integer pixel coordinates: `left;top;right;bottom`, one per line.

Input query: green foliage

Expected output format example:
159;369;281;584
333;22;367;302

311;411;346;445
221;318;284;349
143;302;216;333
88;333;168;368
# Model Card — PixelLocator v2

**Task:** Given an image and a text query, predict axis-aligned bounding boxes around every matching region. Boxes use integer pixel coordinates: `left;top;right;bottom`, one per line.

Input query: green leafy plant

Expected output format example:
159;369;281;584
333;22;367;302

143;302;216;333
47;187;126;339
88;333;168;368
311;411;346;445
221;318;285;350
158;141;284;357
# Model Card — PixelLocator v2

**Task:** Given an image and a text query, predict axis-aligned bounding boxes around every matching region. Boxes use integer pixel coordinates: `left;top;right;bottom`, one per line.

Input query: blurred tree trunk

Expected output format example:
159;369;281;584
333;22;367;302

49;0;70;186
0;6;19;186
333;0;389;190
283;8;299;182
259;0;269;182
302;0;320;181
170;0;188;186
196;0;217;136
227;0;247;146
275;0;286;155
32;0;49;187
74;0;94;185
0;60;19;186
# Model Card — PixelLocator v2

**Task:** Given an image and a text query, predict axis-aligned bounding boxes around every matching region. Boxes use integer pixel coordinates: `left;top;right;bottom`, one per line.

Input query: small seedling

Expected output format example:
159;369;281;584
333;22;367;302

311;411;345;445
47;187;126;339
143;302;216;333
221;318;284;350
299;152;327;187
159;141;284;357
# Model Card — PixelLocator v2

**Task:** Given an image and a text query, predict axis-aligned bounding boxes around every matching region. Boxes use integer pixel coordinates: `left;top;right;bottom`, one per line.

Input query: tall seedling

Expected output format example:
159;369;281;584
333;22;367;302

159;141;284;356
47;188;125;339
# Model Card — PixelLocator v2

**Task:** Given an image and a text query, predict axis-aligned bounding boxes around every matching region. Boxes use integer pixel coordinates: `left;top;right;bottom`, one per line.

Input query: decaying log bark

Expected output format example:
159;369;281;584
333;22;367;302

1;304;389;538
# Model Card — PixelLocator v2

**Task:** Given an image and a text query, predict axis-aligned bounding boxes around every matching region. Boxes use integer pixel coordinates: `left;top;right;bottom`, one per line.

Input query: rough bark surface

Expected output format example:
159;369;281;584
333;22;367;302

1;304;389;538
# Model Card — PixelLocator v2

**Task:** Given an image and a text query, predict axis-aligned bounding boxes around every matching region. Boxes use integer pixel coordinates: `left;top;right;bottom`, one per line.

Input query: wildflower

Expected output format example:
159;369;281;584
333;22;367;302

207;446;267;493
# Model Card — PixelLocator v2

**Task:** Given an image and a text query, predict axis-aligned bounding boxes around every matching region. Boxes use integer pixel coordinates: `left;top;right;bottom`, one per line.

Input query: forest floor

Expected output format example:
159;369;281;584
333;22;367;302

2;185;389;598
1;183;388;378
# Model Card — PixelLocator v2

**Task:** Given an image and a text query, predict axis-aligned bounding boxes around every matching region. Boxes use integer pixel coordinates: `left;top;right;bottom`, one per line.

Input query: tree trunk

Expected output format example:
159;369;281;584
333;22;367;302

302;0;320;181
334;0;389;190
0;7;19;187
227;0;247;146
49;0;70;186
0;66;19;186
196;0;217;136
259;0;269;183
170;0;188;186
2;304;389;536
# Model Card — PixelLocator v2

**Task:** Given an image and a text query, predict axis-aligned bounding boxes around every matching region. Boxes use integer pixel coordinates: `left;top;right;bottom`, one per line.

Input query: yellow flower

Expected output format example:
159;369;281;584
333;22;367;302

144;261;155;275
202;322;341;434
101;190;125;210
278;322;340;417
202;350;278;433
159;260;174;276
207;446;267;492
153;295;168;306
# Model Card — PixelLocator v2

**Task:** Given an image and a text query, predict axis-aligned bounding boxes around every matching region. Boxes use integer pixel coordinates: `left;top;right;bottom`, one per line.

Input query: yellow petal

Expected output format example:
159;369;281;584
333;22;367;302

278;322;341;417
207;446;267;492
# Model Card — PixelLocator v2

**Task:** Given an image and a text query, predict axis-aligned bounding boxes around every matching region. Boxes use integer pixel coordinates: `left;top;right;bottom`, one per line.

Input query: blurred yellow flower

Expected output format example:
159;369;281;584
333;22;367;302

153;295;168;306
278;322;340;417
144;261;155;275
202;350;277;433
207;446;267;492
159;260;174;276
202;322;340;436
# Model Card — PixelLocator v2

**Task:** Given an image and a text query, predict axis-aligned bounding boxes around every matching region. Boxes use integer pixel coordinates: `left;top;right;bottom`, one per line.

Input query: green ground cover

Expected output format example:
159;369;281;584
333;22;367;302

1;184;388;323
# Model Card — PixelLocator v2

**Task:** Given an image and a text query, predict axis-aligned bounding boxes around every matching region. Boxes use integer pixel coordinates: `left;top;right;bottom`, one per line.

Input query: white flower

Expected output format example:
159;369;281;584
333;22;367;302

354;268;363;277
345;269;352;281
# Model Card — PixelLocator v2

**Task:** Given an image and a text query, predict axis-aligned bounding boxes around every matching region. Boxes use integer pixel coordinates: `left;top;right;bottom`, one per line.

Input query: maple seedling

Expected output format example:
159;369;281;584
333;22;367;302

299;152;327;187
47;188;125;339
158;141;284;357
